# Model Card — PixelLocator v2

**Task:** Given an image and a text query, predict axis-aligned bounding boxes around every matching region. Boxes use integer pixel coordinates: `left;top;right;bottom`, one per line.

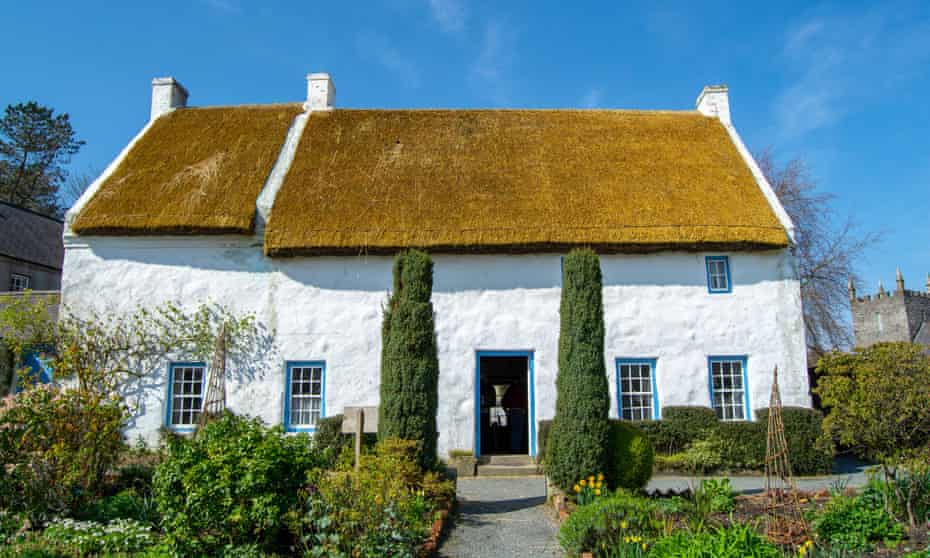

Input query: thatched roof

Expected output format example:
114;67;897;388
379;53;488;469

264;109;787;255
72;104;302;235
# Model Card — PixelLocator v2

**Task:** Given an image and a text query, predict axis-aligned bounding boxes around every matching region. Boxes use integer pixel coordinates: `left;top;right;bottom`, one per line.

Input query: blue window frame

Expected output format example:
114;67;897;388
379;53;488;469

284;361;326;432
708;356;750;421
705;255;732;293
165;362;206;431
616;358;659;420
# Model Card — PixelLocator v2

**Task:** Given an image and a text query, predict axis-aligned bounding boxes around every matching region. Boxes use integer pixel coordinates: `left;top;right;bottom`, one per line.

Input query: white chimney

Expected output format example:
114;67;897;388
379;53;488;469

696;84;730;125
150;77;189;121
305;73;335;111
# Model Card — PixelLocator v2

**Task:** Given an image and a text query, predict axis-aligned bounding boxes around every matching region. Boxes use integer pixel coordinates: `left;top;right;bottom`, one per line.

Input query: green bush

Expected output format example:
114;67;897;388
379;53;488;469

649;524;783;558
0;384;127;521
630;420;678;455
296;439;455;558
558;491;662;557
708;421;766;471
379;250;440;469
547;249;611;491
607;421;654;490
537;419;553;463
756;407;833;475
811;493;905;552
76;488;160;526
40;518;157;556
659;406;718;453
153;412;320;556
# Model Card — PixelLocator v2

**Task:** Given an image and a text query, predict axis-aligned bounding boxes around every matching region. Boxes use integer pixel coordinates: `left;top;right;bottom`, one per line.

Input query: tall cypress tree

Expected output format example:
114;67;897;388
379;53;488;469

546;248;611;490
378;249;439;468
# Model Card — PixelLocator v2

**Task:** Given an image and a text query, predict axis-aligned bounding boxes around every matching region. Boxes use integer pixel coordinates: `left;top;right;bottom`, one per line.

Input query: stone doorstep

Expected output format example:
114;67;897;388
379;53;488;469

475;463;543;477
480;454;536;466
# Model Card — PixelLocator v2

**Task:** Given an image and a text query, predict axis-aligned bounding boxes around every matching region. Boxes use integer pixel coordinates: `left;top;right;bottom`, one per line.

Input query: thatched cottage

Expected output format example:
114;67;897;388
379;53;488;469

62;73;809;458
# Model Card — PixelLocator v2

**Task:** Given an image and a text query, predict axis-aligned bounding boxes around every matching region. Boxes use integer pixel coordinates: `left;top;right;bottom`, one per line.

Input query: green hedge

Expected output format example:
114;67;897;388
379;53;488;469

607;421;654;490
639;406;833;476
756;407;833;475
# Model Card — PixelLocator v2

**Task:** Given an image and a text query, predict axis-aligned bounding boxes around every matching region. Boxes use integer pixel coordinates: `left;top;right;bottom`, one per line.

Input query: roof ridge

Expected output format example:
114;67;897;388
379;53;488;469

0;201;64;223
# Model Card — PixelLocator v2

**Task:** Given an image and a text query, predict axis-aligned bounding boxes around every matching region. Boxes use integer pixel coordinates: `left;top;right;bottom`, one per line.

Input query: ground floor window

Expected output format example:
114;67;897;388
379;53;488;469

616;358;658;420
167;362;205;429
709;356;749;421
10;273;30;292
285;361;325;431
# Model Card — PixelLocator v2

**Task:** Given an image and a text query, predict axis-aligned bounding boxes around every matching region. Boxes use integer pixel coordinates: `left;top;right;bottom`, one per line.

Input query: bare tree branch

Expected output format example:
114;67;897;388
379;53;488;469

757;149;881;355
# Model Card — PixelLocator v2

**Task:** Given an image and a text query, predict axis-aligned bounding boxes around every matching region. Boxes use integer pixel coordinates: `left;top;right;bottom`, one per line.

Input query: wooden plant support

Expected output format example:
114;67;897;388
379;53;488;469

198;322;227;429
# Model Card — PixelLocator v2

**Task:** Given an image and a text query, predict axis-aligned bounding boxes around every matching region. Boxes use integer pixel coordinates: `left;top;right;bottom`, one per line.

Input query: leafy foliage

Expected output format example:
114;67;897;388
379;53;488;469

547;249;611;490
0;385;126;521
756;407;833;475
816;343;930;463
0;101;84;217
153;413;320;556
379;250;440;469
295;439;454;558
39;518;156;556
559;491;663;558
811;493;905;552
692;478;736;515
607;421;654;490
648;524;783;558
642;406;718;454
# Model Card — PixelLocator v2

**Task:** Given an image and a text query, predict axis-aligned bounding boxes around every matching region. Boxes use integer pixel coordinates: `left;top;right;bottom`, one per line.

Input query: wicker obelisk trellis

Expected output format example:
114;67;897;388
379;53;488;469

198;323;227;429
764;365;807;543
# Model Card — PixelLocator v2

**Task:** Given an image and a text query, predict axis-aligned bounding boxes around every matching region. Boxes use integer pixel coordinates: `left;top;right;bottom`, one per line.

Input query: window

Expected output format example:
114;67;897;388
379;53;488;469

285;362;325;431
708;356;749;421
166;363;205;429
616;358;658;421
705;256;731;293
876;312;884;333
10;274;30;292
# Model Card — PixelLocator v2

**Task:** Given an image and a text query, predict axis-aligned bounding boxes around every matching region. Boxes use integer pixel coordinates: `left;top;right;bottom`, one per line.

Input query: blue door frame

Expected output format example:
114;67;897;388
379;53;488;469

474;350;536;458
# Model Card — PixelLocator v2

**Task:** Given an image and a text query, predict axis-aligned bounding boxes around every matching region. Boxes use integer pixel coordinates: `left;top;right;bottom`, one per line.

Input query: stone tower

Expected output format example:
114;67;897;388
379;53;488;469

849;269;930;348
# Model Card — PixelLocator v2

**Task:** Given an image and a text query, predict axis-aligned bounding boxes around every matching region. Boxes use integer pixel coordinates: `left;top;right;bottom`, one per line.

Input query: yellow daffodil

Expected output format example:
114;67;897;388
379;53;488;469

620;520;628;530
595;489;601;496
573;484;581;493
597;473;604;481
642;543;648;551
580;479;587;487
588;476;595;484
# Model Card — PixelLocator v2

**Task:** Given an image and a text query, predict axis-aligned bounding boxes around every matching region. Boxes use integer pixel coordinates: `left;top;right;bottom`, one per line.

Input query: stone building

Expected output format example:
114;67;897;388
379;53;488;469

849;270;930;348
0;202;63;293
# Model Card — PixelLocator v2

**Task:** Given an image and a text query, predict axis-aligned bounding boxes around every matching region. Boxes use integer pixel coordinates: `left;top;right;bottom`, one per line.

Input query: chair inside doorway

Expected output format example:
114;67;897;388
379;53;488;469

478;355;529;455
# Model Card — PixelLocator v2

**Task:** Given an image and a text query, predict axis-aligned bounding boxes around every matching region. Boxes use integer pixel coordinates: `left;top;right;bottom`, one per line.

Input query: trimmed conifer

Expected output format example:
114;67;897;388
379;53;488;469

378;249;440;468
546;248;611;490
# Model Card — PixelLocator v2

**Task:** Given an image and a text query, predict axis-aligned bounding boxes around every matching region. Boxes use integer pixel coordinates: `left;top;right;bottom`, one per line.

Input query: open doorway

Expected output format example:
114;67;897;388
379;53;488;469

476;352;533;456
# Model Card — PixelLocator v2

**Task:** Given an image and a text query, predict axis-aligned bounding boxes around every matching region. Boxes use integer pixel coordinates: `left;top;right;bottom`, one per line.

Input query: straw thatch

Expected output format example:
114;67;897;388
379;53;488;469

72;104;302;235
265;109;787;255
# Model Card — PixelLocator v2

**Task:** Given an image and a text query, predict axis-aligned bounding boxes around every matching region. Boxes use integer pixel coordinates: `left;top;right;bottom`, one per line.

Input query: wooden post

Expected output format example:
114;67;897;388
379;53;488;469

354;407;364;471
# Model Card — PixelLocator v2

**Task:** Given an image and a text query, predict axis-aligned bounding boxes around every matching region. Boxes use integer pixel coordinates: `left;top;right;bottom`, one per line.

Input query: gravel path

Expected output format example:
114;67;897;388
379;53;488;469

438;476;564;558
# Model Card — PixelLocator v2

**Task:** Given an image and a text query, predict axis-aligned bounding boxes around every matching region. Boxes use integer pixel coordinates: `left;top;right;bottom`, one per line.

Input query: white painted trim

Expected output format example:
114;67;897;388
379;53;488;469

63;119;158;237
63;235;260;250
721;122;797;244
255;112;310;233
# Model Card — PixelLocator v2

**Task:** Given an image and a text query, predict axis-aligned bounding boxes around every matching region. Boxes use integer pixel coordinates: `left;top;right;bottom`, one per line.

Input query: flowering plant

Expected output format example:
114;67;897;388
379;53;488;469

573;473;606;506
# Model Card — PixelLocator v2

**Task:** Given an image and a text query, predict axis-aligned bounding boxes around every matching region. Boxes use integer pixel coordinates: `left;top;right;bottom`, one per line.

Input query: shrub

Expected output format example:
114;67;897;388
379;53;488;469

40;518;156;556
659;406;718;453
76;488;160;526
811;493;905;552
379;250;440;469
296;439;455;558
153;412;320;556
0;385;126;521
630;420;677;455
558;491;663;557
756;406;833;475
693;478;735;514
314;413;349;465
649;524;783;558
537;419;553;463
707;421;767;471
607;421;654;490
547;249;611;491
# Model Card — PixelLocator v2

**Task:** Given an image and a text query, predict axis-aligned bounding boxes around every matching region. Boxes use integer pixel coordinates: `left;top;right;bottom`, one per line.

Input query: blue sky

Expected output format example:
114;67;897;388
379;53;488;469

2;0;928;291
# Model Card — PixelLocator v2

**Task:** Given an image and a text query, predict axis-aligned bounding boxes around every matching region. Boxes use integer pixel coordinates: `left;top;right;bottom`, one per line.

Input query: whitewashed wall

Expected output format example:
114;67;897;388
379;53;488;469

61;237;809;457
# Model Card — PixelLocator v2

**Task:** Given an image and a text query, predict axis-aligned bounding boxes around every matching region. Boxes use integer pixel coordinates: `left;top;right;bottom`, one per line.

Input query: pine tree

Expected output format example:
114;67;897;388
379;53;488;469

378;250;440;468
546;249;611;490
